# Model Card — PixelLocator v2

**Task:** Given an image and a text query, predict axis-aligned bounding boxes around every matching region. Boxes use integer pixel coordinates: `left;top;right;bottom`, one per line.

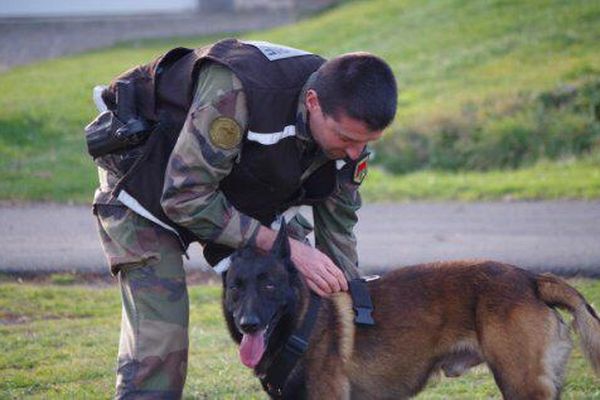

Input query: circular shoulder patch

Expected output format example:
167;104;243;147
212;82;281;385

209;117;242;150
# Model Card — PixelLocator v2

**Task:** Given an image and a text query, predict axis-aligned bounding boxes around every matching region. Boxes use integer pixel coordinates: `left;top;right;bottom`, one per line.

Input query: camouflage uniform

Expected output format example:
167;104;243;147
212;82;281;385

95;61;362;398
161;62;362;278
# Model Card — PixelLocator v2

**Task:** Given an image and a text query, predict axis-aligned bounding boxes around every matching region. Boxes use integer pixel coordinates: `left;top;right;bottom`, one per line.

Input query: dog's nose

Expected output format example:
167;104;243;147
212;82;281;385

240;315;260;333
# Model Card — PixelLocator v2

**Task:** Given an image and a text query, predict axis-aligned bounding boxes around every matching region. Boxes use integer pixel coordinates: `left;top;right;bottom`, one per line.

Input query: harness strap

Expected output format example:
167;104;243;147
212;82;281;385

261;293;321;398
349;278;375;326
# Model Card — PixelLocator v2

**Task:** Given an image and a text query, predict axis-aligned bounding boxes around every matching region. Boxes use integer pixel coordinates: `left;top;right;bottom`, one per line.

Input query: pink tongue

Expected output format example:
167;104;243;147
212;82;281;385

239;330;266;368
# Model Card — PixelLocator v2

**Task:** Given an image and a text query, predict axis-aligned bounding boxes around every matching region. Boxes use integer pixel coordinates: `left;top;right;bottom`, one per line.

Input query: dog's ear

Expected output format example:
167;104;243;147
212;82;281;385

221;270;228;287
270;218;291;261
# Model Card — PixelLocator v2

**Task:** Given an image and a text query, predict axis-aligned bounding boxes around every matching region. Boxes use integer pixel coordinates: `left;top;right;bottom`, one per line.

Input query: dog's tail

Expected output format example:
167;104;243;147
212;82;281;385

536;274;600;374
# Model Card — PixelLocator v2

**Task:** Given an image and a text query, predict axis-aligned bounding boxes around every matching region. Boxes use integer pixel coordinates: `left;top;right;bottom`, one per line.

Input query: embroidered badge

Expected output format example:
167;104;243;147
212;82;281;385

209;117;242;150
353;154;369;184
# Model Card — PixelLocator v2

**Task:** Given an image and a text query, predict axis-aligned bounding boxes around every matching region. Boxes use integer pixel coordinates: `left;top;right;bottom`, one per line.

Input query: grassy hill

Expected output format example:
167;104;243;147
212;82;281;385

1;0;599;202
263;0;600;172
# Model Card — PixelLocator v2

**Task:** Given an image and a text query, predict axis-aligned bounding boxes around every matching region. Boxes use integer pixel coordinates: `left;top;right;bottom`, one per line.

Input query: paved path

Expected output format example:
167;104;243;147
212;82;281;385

1;201;599;277
0;11;294;71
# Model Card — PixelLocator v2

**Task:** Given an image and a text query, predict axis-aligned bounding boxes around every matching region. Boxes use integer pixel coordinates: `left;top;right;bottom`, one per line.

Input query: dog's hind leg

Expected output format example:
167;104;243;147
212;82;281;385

539;311;572;398
478;303;572;400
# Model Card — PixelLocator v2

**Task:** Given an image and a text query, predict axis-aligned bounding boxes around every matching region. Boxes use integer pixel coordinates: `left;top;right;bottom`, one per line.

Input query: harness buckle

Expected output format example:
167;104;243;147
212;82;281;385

354;306;375;326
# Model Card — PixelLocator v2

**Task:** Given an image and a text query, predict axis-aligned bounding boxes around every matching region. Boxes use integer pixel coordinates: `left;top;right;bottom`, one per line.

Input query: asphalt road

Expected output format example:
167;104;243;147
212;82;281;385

1;201;599;277
0;11;294;71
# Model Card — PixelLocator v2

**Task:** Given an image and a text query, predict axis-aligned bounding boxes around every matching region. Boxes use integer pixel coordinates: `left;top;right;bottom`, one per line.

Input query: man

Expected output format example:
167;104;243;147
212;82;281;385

92;39;397;398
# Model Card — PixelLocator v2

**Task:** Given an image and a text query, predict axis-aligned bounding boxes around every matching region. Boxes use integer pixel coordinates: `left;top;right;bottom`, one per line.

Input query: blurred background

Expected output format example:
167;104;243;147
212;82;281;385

1;0;599;272
1;0;598;204
1;0;599;274
0;0;331;70
1;1;600;397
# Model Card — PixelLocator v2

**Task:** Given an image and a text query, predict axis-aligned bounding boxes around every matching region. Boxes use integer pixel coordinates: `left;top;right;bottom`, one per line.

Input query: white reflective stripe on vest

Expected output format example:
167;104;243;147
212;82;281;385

116;190;181;237
242;40;312;61
247;125;296;145
93;85;108;113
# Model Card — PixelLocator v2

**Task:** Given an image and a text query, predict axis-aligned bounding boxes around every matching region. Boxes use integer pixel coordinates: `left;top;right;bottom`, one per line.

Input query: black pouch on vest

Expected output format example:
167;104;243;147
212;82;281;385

85;80;152;176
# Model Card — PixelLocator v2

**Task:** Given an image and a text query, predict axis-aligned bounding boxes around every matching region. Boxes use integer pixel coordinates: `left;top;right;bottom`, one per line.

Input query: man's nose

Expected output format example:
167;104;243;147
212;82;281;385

346;144;365;160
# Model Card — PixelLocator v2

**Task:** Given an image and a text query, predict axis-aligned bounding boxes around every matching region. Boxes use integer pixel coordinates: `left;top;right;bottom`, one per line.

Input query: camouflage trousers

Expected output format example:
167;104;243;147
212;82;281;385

96;205;189;400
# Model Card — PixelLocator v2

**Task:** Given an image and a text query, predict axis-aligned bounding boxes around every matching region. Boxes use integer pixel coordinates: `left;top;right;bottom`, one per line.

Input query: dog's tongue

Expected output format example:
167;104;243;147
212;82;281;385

240;330;266;368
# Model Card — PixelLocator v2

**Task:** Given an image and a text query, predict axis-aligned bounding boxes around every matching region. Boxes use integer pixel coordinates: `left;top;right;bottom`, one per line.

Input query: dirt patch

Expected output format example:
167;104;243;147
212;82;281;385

0;310;31;325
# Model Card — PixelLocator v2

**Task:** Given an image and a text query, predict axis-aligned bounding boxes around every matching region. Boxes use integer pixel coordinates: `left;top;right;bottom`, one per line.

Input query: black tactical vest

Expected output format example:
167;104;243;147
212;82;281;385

102;39;343;265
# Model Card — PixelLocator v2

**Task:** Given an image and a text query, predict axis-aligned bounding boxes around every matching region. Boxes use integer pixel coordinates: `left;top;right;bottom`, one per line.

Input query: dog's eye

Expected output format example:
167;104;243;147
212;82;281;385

264;283;276;291
229;278;244;291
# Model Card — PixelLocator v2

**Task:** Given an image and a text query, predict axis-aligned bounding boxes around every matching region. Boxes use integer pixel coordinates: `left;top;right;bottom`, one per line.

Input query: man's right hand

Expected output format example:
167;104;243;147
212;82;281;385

288;239;348;297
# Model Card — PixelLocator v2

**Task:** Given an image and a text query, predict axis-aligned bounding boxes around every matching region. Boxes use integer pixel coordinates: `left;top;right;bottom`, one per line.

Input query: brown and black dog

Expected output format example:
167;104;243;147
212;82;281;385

222;226;600;399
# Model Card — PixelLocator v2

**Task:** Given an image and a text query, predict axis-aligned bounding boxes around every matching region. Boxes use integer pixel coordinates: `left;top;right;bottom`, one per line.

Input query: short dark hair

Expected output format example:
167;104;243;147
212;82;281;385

311;52;397;131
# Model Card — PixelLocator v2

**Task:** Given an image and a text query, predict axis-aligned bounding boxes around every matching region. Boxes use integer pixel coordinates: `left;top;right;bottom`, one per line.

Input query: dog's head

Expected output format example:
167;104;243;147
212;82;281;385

223;224;302;369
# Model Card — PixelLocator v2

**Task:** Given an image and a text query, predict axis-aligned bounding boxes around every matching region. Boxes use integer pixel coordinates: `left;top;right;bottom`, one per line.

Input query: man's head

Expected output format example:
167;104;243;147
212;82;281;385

306;52;397;160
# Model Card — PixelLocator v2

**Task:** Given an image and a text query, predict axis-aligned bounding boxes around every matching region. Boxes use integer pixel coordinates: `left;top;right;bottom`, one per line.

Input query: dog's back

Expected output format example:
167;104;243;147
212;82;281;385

307;260;600;399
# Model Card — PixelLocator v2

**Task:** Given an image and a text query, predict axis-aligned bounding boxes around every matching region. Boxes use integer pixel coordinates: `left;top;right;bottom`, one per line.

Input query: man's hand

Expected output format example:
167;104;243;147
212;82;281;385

254;225;348;297
288;239;348;297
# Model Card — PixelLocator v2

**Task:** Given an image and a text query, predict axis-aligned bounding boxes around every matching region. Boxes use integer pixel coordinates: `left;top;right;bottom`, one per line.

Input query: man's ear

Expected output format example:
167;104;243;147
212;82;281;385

270;219;291;261
305;89;321;113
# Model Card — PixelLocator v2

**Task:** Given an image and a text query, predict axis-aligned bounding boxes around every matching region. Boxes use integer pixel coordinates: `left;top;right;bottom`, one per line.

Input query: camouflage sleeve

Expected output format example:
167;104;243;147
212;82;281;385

313;158;365;280
161;62;262;248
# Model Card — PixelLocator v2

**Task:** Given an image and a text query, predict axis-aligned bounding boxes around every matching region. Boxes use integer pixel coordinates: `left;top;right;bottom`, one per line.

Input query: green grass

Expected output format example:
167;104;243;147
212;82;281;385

1;0;600;202
1;278;599;398
362;156;600;201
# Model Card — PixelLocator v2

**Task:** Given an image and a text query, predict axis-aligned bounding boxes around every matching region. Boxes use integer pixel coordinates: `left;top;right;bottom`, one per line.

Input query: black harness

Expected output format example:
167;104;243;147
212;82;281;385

260;278;375;398
261;292;321;398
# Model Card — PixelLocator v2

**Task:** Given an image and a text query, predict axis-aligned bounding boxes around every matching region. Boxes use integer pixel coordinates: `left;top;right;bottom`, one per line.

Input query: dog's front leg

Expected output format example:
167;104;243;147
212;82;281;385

306;364;350;400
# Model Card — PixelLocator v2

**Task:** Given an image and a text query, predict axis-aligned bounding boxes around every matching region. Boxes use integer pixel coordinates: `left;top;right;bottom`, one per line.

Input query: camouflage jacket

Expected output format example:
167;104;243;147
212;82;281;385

95;62;363;278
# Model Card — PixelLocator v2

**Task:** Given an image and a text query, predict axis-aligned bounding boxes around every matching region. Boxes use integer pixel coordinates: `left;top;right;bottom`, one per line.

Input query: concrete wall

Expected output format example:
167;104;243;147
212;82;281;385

0;0;198;17
234;0;294;12
0;0;336;16
0;0;338;71
0;12;293;71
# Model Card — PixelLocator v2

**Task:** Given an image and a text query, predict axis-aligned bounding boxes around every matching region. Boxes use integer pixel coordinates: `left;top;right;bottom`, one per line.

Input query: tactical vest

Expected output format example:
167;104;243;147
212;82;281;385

100;38;345;265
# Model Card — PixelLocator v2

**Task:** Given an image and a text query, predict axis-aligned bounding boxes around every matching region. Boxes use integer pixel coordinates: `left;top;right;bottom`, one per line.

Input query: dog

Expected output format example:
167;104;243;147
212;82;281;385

222;225;600;399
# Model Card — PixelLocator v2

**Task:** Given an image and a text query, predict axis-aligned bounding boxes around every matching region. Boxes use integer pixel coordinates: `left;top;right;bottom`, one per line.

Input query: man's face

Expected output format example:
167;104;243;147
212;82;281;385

306;90;383;160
